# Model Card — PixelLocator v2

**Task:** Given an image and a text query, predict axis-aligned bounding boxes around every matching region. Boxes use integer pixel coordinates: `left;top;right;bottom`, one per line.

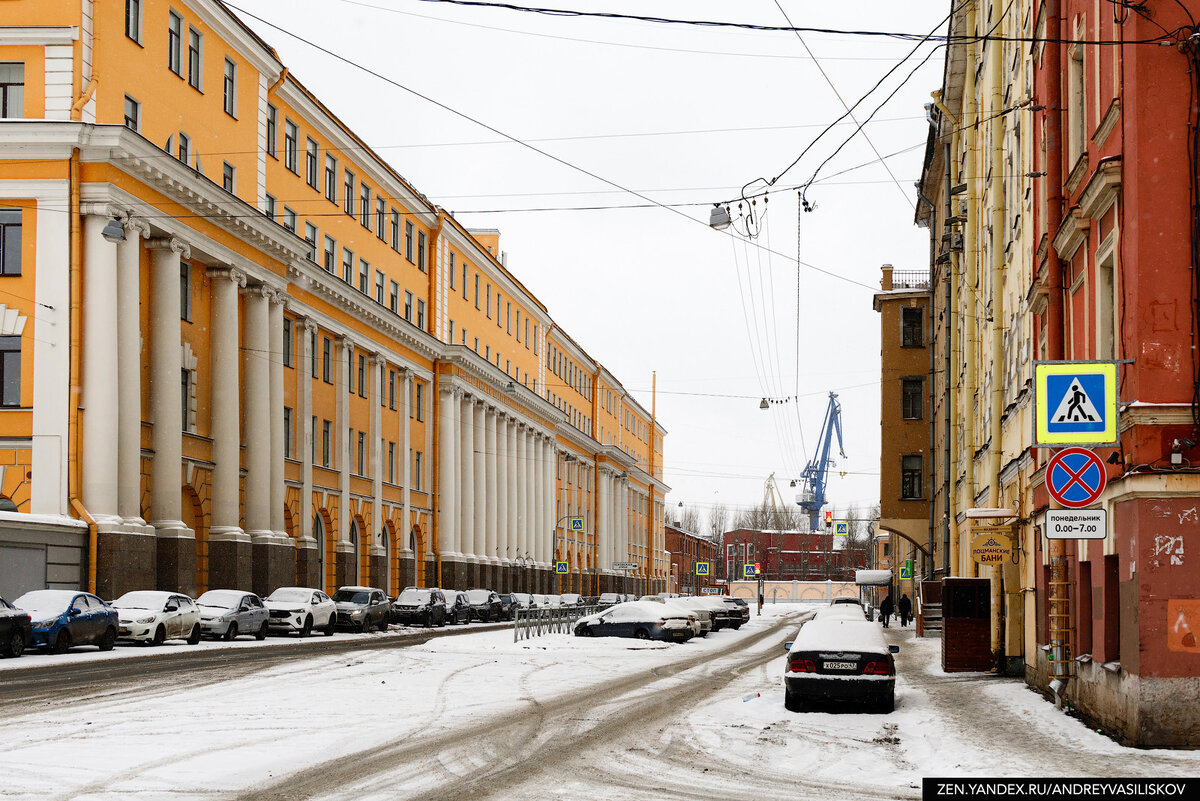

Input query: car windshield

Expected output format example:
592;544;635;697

113;591;171;610
0;598;12;610
267;589;312;604
13;590;78;618
466;590;491;603
397;589;430;604
333;590;371;604
197;590;244;609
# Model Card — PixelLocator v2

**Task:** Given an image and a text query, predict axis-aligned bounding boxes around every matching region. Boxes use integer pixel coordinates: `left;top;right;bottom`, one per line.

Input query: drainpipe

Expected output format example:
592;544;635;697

988;0;1008;670
962;0;979;578
944;140;956;578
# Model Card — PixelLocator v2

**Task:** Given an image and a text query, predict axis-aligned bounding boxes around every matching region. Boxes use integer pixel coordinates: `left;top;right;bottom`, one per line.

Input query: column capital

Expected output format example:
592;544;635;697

206;266;248;288
240;283;275;301
302;318;319;335
146;237;191;259
337;333;356;352
268;287;289;307
123;218;152;240
371;351;387;367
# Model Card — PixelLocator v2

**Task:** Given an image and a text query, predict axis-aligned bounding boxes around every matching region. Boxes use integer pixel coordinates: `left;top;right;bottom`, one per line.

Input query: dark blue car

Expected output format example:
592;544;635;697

573;601;695;642
14;589;119;654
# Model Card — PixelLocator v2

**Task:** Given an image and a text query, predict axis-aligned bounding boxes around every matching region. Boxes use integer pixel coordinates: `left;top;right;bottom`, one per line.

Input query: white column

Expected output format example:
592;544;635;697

545;441;556;567
507;420;518;558
242;284;272;541
336;337;352;547
116;219;149;525
299;320;316;547
533;435;544;564
400;370;412;559
269;291;286;539
496;414;509;559
370;353;385;558
459;393;474;560
81;214;120;523
473;401;486;562
147;238;190;536
526;430;537;564
207;267;246;541
438;385;458;559
487;410;501;561
597;469;611;570
515;423;526;559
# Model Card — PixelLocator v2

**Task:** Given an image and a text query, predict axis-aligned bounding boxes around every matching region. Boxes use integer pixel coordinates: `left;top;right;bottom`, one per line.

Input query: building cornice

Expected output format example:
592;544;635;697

439;221;550;322
0;26;79;46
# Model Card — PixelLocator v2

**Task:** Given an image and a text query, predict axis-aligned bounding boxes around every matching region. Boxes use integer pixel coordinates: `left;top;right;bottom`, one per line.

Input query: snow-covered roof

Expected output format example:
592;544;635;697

855;570;892;586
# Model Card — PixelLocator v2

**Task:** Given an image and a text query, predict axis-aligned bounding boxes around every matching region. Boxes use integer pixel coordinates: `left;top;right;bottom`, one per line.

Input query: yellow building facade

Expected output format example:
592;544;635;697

0;0;667;600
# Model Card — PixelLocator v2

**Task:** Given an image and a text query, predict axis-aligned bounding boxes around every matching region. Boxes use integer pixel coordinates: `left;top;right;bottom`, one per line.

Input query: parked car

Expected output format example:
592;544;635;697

666;597;714;636
696;596;736;630
510;592;534;611
443;590;471;625
196;590;269;641
265;587;336;636
783;618;898;713
720;596;750;629
497;594;519;620
0;596;33;658
573;601;695;642
14;590;118;654
333;586;390;632
112;590;201;645
541;594;562;609
559;593;583;607
596;592;621;608
391;587;447;627
466;589;501;622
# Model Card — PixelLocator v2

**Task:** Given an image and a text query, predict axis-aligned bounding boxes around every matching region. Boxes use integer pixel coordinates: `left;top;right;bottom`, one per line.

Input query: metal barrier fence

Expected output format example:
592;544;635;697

513;605;600;642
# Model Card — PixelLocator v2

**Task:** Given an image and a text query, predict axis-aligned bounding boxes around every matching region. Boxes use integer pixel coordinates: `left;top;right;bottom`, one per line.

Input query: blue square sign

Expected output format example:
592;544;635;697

1044;373;1107;434
1035;362;1118;446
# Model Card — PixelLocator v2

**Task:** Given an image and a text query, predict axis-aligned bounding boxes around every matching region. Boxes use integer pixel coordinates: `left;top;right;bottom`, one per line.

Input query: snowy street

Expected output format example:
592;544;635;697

2;605;1198;801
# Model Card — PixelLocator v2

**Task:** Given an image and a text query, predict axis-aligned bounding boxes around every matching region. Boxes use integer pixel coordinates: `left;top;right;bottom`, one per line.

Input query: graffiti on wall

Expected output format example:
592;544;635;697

1168;600;1200;653
1150;534;1185;568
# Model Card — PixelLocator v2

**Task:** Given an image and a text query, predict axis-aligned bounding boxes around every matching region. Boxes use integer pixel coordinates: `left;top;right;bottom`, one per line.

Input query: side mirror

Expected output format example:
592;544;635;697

69;608;81;617
783;641;793;651
889;645;900;654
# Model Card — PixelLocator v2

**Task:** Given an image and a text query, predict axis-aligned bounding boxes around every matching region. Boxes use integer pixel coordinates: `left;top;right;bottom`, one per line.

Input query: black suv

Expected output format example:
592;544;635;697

391;587;447;627
444;591;471;625
465;589;502;622
332;586;390;632
0;596;32;658
497;594;519;620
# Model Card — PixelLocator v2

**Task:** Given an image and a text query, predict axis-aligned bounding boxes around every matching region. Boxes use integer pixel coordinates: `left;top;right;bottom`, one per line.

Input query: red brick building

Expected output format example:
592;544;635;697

720;528;862;582
664;524;718;595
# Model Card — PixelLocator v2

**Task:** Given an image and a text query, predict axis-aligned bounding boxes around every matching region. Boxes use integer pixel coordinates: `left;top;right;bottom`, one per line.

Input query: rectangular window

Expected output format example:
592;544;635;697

306;138;319;189
516;310;521;343
900;454;923;499
265;195;277;221
449;253;456;290
388;370;396;410
415;382;424;421
506;302;511;334
462;263;468;299
474;274;480;309
283;407;293;459
177;132;190;166
179;262;192;321
284;207;300;234
0;63;22;120
0;209;22;276
322;419;331;467
167;12;182;75
417;231;426;272
125;0;142;43
405;220;414;261
388;442;396;483
323;236;336;273
322;337;332;383
266;103;277;158
303;222;317;261
357;354;366;398
901;378;923;420
486;284;492;318
390;210;401;251
404;291;413;321
284;120;299;173
123;95;140;131
0;336;20;406
187;27;202;90
448;320;455;342
375;271;385;304
358;259;369;294
360;184;371;229
325;155;338;203
376;198;387;240
901;307;923;348
282;318;293;367
181;369;191;431
524;318;530;349
357;431;366;475
222;58;236;116
343;170;355;215
222;161;235;194
416;299;425;330
342;248;354;284
414;451;423;491
389;280;399;313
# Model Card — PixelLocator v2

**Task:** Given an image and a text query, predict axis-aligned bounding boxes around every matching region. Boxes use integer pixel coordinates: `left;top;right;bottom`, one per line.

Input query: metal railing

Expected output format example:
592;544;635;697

890;270;931;289
513;604;600;642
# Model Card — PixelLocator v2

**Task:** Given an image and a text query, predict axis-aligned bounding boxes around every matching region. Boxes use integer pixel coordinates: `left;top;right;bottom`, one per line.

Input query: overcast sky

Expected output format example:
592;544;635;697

229;0;948;523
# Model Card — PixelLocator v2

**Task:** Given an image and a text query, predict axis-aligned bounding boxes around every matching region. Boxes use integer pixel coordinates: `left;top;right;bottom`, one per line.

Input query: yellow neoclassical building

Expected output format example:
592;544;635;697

0;0;667;600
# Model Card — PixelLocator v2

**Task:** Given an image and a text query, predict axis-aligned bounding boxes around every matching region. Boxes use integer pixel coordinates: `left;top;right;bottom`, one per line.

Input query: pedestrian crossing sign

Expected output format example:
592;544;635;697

743;564;757;578
834;521;849;536
568;517;585;532
555;561;569;574
695;562;710;576
1035;361;1118;446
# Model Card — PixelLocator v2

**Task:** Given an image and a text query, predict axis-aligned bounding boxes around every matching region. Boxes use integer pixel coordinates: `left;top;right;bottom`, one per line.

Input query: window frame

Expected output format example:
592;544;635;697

284;119;299;173
186;26;203;91
167;11;183;76
0;209;21;277
222;57;236;117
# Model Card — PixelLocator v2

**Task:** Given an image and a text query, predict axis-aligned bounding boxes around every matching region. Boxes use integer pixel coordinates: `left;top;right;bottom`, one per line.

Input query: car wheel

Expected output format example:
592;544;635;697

187;624;201;645
300;616;313;637
49;630;71;655
438;613;446;628
633;628;650;640
377;616;388;632
99;627;116;652
784;688;804;713
360;616;371;634
150;625;166;647
324;614;336;636
578;626;593;637
256;620;269;641
3;630;25;658
224;622;238;642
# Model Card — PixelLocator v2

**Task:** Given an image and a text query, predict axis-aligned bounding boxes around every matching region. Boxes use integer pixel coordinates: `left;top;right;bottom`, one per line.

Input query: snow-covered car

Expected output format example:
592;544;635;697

465;589;501;621
510;592;534;610
558;593;583;607
541;594;562;609
497;594;519;619
443;590;470;625
719;596;750;629
783;618;898;713
666;598;713;636
0;596;33;658
596;592;621;608
112;590;201;645
391;587;446;627
573;601;695;642
694;596;736;629
265;587;336;636
15;590;118;654
333;586;390;632
197;590;269;641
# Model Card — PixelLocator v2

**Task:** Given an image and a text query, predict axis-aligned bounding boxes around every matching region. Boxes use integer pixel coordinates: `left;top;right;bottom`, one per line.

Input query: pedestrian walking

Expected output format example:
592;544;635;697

879;594;894;628
898;593;912;628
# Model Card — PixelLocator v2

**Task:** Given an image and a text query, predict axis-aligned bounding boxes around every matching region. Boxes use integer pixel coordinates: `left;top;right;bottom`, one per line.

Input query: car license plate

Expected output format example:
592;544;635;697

823;660;857;671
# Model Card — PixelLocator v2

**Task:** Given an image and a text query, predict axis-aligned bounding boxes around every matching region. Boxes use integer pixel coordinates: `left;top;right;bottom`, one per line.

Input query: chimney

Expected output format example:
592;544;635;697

881;263;894;291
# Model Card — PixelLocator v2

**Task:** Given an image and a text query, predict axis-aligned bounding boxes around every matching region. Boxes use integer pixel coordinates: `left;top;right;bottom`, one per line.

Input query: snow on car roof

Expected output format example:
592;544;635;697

113;590;174;607
792;619;887;653
814;604;867;621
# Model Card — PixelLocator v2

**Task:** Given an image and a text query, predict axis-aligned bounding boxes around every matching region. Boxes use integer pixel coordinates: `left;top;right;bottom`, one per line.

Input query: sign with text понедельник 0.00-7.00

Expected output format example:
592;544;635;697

1045;509;1107;540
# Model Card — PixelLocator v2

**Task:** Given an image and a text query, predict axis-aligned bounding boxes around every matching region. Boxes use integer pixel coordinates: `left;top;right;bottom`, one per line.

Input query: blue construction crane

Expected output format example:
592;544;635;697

796;392;846;531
